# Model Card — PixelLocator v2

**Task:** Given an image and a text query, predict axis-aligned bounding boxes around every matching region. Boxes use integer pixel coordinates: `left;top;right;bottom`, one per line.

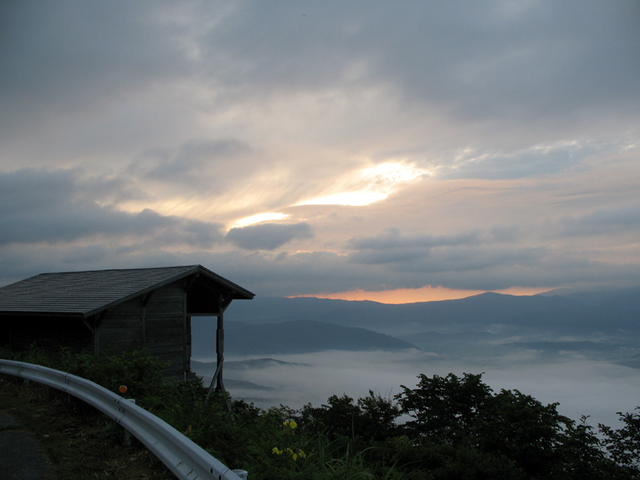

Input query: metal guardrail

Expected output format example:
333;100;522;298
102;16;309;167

0;359;245;480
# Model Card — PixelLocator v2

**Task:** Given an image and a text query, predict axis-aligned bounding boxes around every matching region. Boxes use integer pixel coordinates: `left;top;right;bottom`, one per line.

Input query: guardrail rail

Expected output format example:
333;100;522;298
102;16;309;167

0;359;245;480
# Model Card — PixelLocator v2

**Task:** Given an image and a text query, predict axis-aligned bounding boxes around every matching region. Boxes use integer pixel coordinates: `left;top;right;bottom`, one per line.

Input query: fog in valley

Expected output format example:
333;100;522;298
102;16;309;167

191;290;640;430
192;346;640;431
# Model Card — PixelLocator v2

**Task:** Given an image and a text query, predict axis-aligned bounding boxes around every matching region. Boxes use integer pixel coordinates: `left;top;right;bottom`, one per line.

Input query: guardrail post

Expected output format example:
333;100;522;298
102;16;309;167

123;398;136;445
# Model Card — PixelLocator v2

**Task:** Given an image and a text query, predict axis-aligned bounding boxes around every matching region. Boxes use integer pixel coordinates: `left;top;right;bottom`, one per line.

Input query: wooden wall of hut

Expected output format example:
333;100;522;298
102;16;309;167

98;282;189;380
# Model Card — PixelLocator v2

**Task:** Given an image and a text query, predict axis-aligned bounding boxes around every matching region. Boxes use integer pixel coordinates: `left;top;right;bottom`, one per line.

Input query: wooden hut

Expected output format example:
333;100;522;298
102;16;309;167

0;265;254;382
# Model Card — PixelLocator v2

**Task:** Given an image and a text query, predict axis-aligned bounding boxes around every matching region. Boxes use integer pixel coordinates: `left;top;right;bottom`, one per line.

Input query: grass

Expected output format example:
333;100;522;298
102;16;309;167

0;376;176;479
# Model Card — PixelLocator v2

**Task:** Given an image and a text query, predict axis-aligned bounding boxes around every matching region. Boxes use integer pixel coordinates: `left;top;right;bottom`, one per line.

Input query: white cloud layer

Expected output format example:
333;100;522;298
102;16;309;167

194;349;640;429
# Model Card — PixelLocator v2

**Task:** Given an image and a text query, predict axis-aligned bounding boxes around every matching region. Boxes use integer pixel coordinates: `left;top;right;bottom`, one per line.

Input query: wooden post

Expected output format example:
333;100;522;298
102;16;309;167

215;308;234;418
93;311;107;358
204;292;235;421
205;293;234;419
215;311;225;392
182;276;198;382
205;294;225;400
141;292;153;349
182;286;188;382
94;314;101;358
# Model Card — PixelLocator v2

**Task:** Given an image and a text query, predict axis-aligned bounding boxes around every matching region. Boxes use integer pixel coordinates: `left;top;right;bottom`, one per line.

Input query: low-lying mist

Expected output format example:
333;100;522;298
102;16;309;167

192;348;640;430
192;290;640;429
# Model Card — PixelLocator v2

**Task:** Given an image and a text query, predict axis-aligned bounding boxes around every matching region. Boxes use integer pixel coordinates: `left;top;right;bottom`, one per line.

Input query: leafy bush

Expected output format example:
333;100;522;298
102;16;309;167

298;391;400;442
601;409;640;470
395;372;638;480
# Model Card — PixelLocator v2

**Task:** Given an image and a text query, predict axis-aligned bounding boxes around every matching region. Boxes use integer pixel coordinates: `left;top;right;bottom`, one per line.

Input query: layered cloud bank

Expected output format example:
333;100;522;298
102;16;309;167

1;1;639;299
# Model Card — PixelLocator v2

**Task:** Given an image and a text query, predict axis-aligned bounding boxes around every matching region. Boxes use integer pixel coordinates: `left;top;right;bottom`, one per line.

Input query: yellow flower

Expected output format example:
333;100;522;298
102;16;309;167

283;420;298;434
272;447;283;455
283;420;297;429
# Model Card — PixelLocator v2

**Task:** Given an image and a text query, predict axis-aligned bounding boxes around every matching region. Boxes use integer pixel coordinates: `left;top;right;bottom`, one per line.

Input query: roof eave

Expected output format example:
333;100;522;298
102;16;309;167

195;265;256;299
83;265;254;317
0;311;86;318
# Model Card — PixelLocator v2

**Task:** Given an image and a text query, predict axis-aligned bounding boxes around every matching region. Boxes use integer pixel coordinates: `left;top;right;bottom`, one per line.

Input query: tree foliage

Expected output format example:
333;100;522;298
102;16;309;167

601;409;640;470
298;391;400;442
395;372;637;480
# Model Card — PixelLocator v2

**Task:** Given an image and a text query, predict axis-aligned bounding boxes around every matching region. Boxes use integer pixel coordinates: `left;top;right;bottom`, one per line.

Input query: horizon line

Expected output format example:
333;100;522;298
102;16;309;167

287;286;553;304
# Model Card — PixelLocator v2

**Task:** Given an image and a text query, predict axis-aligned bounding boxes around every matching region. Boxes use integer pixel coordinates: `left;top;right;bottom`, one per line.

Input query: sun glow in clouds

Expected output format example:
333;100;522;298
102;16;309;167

296;161;430;207
298;191;388;207
292;285;552;304
232;212;289;228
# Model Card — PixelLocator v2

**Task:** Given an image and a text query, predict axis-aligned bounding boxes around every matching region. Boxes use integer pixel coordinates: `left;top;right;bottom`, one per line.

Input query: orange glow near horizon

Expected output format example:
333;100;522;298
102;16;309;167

291;285;552;304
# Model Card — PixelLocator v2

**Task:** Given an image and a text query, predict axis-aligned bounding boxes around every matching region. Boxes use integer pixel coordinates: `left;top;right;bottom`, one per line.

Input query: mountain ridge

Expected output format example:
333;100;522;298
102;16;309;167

224;287;640;336
191;319;417;358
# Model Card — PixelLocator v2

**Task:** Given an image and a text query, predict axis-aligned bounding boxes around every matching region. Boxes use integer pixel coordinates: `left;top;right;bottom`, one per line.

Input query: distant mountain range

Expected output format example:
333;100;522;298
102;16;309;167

191;319;416;358
191;287;640;364
224;287;640;336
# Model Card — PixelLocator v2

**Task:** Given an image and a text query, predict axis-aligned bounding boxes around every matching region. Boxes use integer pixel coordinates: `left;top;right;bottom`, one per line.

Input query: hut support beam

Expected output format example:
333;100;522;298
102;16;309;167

83;311;107;357
215;312;225;392
140;291;153;347
205;293;234;417
205;310;225;400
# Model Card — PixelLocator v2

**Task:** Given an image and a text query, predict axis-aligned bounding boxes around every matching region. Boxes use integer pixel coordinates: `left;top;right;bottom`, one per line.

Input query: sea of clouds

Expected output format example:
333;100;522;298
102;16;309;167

193;348;640;430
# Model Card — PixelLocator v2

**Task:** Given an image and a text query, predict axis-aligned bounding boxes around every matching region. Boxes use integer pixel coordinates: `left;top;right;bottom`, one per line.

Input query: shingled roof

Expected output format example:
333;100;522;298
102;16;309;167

0;265;254;318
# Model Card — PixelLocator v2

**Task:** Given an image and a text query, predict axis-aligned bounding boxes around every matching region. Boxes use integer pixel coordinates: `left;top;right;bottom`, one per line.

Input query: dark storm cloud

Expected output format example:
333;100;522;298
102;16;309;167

1;1;638;152
0;168;134;215
348;248;430;266
344;229;562;288
348;227;482;249
346;242;551;290
0;203;224;248
490;226;520;242
4;0;626;136
0;1;191;133
0;168;224;247
200;1;640;133
396;246;548;275
559;204;640;237
373;1;640;127
347;228;482;264
226;222;314;250
129;138;253;185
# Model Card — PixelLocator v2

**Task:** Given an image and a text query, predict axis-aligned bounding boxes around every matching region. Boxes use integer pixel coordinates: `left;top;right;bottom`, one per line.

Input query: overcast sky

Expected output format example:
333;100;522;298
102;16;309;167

2;0;639;302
